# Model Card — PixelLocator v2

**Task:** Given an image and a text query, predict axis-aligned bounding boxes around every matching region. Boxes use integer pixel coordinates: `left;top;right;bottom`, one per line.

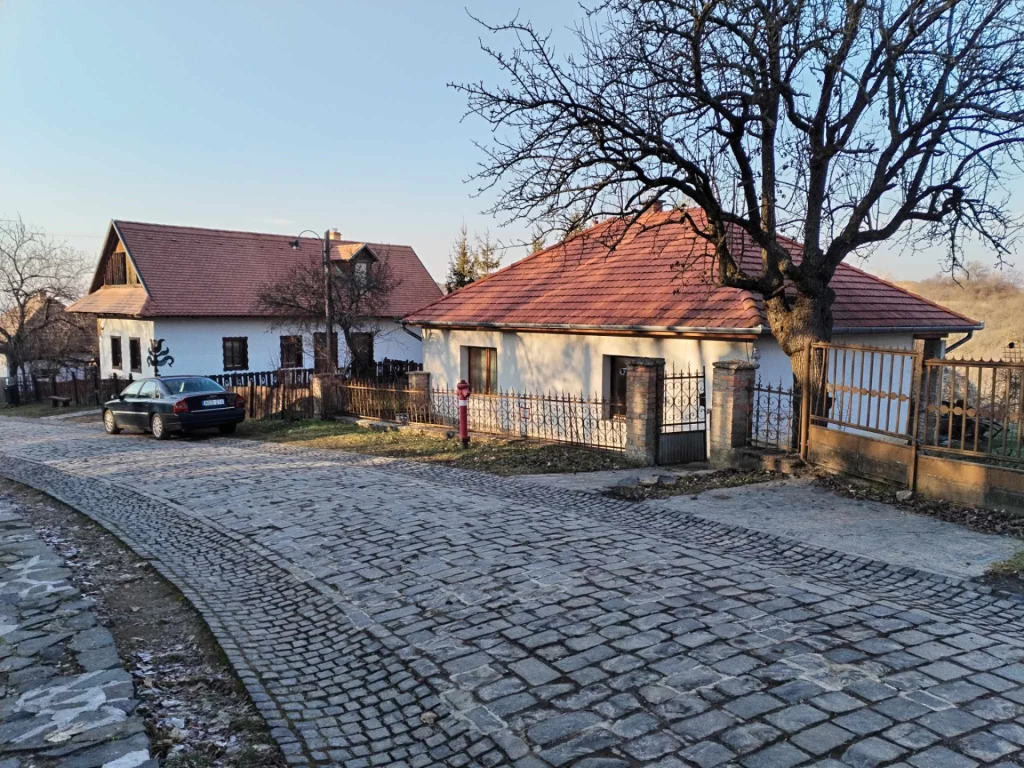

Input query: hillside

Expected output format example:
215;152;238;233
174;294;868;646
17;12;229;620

896;263;1024;361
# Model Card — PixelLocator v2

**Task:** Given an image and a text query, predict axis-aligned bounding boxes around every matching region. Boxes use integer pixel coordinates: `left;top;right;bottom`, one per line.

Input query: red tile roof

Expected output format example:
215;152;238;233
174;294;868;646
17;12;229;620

405;210;981;335
69;221;443;319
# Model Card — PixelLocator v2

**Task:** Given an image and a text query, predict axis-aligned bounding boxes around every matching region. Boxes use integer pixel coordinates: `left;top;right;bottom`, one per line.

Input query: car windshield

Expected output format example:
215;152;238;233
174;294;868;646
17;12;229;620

162;377;225;394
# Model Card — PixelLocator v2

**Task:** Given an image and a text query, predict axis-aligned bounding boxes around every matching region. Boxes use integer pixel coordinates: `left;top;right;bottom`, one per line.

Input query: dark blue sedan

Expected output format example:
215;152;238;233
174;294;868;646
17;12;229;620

103;376;246;439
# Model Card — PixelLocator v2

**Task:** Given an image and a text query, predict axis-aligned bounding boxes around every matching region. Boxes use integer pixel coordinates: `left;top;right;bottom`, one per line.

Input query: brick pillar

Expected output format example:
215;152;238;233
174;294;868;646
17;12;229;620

914;338;945;441
624;358;664;466
709;360;758;469
407;371;431;422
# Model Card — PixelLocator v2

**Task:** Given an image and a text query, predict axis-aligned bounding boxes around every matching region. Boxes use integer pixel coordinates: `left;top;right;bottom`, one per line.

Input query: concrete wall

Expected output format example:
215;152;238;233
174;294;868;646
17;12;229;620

96;317;421;378
806;423;1024;514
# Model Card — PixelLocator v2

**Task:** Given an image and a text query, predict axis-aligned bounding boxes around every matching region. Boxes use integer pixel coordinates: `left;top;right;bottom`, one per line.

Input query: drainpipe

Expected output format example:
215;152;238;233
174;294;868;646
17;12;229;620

945;330;973;355
400;323;422;342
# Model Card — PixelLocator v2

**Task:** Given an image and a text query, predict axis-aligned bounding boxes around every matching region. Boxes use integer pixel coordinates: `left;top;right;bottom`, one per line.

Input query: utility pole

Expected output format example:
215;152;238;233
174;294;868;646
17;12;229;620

323;231;333;371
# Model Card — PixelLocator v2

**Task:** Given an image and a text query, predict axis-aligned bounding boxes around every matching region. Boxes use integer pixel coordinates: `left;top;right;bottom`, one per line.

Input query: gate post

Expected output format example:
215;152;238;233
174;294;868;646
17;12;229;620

709;360;758;469
311;374;327;419
624;358;664;466
913;338;944;443
407;371;431;423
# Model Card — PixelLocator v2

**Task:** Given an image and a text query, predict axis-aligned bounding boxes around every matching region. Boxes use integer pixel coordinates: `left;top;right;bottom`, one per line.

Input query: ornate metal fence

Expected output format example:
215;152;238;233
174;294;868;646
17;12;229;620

320;378;626;452
748;379;796;451
810;342;919;440
657;368;707;463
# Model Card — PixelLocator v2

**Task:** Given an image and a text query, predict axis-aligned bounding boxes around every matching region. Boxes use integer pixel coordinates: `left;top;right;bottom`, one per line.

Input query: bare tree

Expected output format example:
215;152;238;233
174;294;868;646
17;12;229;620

455;0;1024;388
0;216;90;378
257;248;401;377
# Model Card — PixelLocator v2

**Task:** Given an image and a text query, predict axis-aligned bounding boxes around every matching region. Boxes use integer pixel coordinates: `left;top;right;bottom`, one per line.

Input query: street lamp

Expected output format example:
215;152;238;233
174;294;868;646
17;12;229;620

289;229;334;371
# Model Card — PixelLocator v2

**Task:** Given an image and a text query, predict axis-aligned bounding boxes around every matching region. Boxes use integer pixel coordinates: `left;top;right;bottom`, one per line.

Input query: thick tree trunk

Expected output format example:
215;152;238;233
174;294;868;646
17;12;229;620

764;289;834;450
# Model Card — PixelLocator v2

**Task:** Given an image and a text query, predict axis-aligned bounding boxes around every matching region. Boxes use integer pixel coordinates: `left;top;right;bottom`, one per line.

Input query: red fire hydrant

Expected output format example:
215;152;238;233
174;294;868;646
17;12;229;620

457;379;471;449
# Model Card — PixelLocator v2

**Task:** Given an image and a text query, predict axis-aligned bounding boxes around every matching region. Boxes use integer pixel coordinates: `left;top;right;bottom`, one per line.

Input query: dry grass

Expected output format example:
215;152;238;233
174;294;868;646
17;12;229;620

897;262;1024;361
0;402;98;418
989;550;1024;577
236;418;640;476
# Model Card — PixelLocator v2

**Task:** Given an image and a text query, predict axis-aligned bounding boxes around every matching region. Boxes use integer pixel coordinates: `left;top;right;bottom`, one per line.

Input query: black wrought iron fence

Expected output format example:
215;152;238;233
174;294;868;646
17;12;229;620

319;377;626;452
748;379;796;451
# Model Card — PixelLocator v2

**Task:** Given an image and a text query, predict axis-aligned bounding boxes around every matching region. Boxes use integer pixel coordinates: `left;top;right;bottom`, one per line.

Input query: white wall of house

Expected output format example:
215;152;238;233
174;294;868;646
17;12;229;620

98;317;156;378
94;317;424;378
420;327;755;397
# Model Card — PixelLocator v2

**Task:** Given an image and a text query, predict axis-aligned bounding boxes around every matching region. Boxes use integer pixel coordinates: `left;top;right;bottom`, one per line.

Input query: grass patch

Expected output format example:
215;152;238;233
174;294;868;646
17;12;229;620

0;402;98;418
235;418;639;476
605;469;779;500
988;550;1024;577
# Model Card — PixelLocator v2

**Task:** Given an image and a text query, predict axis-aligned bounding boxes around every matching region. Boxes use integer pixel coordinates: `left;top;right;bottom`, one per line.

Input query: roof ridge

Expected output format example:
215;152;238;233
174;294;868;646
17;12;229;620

837;260;982;328
114;219;412;250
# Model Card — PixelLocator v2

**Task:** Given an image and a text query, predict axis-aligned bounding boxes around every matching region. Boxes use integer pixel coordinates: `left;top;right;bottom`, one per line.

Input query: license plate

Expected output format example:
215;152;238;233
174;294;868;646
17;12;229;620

202;398;225;407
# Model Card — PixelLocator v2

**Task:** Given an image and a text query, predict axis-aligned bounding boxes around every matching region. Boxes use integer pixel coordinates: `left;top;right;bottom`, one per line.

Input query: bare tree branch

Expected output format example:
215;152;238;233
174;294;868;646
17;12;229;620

453;0;1024;364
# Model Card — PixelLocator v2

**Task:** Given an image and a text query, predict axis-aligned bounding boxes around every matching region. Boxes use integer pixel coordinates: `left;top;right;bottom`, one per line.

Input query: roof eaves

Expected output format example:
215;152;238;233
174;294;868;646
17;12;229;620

410;319;767;335
832;322;985;334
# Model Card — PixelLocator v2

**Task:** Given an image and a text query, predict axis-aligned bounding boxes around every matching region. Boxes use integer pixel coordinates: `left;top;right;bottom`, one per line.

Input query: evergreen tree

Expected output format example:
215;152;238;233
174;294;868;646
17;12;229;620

472;230;502;278
445;224;475;292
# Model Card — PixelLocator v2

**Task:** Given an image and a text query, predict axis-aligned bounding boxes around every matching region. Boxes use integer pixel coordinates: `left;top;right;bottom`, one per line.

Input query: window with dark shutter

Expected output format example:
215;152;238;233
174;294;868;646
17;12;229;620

222;337;249;371
279;336;303;369
350;333;374;377
465;346;498;395
128;338;142;373
313;332;338;372
110;336;122;370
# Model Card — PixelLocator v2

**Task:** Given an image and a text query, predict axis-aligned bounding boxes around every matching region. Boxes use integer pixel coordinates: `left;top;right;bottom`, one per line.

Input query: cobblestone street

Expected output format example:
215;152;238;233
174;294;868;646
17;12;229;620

0;495;153;768
1;419;1023;768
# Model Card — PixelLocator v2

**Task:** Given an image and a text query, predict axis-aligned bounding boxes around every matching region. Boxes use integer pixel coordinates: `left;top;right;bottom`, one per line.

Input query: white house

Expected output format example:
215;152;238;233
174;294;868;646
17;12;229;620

67;221;442;379
404;208;982;435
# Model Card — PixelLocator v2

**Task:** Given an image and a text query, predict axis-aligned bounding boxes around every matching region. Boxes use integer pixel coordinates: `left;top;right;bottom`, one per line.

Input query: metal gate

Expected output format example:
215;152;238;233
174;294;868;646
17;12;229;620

657;367;707;464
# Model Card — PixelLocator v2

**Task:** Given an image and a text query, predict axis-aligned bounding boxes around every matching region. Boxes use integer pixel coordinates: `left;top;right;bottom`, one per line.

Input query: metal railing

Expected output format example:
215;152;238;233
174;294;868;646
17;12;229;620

810;342;920;440
321;377;626;452
749;379;796;451
918;357;1024;465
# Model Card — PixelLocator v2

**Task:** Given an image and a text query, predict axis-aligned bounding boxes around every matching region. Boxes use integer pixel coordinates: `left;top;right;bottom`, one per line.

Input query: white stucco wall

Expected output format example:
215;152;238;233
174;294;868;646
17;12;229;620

418;327;922;433
97;317;156;378
147;318;421;377
420;327;755;397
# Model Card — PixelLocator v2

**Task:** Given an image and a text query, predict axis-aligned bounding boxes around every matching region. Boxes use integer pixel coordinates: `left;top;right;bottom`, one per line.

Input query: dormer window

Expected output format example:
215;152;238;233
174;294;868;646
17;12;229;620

354;261;369;287
103;247;140;286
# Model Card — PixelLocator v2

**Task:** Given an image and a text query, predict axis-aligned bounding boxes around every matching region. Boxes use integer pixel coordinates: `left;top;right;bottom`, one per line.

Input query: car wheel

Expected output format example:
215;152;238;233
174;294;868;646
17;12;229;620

218;423;237;435
151;414;170;440
103;410;121;435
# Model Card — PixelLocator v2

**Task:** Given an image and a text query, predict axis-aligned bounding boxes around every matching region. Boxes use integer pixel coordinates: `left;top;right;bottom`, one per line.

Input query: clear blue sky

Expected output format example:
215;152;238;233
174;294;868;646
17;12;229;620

0;1;1010;283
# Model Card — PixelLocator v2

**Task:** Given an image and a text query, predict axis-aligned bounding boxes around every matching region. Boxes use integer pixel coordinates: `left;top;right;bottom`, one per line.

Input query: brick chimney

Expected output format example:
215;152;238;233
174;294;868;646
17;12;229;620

327;228;342;240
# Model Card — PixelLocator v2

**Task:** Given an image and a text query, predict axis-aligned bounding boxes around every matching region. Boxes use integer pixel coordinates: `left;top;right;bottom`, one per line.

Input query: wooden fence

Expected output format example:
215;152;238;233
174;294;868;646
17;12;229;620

222;380;315;421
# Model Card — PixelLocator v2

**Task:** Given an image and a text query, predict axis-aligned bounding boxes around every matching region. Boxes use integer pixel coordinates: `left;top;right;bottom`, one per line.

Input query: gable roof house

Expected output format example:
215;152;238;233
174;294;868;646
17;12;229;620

67;221;443;379
404;209;981;431
0;295;97;380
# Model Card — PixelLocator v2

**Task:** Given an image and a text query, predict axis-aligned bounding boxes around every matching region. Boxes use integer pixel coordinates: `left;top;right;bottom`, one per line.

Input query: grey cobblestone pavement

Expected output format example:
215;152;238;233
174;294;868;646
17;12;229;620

0;419;1023;768
0;494;153;768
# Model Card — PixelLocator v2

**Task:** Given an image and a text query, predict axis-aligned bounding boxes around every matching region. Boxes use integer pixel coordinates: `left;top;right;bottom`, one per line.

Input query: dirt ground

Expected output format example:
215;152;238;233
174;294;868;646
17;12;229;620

0;478;285;768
